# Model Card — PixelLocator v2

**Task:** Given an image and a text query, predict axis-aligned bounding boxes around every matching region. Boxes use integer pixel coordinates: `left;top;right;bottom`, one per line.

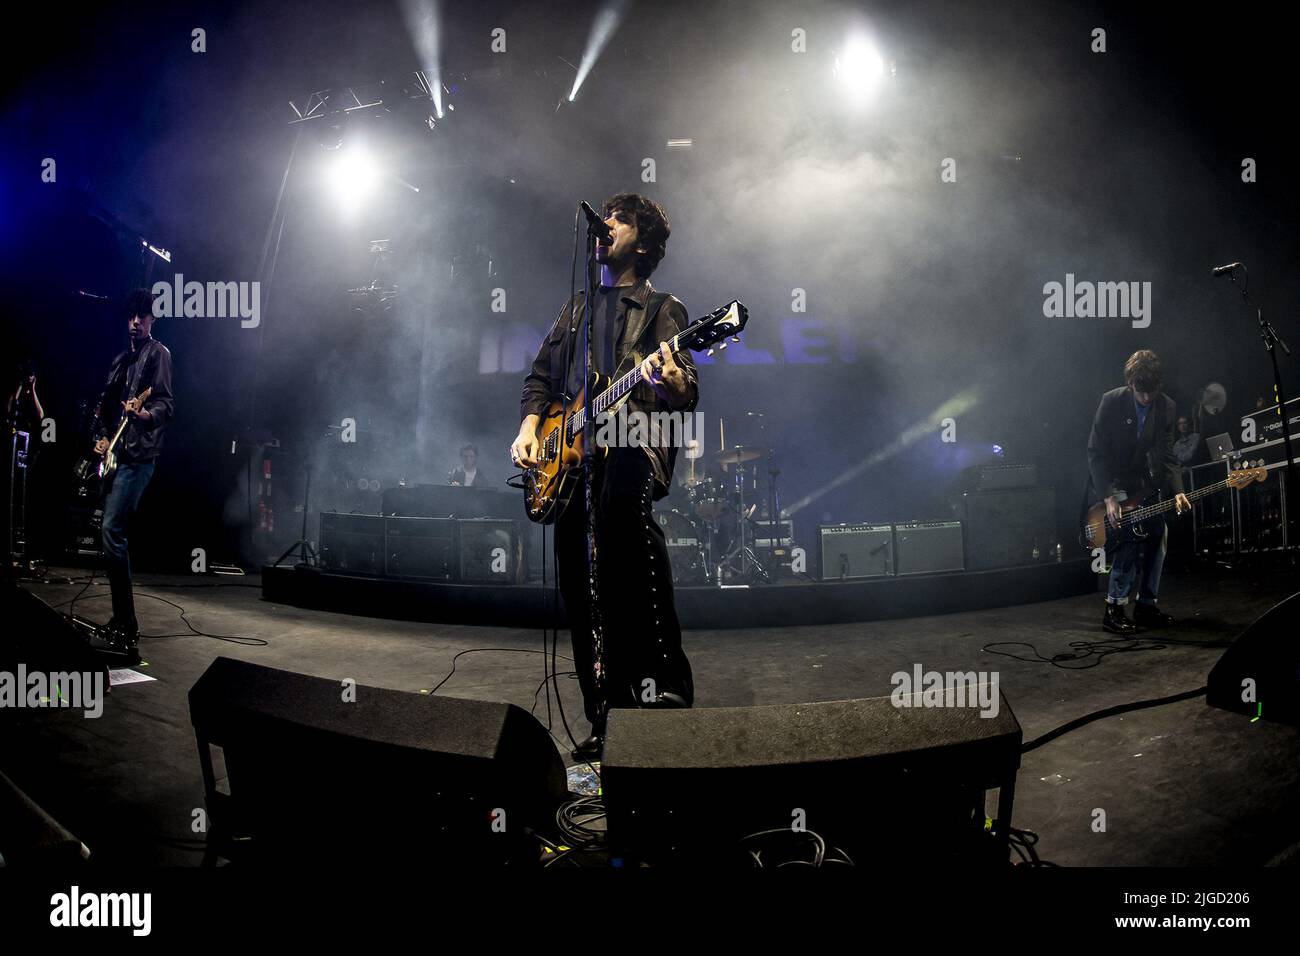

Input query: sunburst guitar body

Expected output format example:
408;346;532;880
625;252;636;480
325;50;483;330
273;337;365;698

522;299;749;524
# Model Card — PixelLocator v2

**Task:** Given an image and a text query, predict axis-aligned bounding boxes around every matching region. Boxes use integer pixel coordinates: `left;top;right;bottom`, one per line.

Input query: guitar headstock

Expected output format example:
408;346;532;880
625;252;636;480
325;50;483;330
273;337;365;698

679;300;748;355
1227;462;1268;488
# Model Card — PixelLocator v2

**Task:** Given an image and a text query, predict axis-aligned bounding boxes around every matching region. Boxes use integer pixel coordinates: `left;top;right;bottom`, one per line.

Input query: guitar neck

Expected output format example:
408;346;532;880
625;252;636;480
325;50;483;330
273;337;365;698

569;329;685;432
1120;475;1236;525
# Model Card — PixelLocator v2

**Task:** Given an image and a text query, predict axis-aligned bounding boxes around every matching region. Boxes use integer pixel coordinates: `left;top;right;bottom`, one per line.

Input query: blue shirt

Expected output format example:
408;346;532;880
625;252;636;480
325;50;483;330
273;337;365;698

1133;392;1150;438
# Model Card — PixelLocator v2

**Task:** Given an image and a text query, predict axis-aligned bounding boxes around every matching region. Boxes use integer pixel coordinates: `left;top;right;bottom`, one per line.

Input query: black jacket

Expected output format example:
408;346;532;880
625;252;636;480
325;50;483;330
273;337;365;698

94;337;174;463
521;278;699;499
1086;385;1184;501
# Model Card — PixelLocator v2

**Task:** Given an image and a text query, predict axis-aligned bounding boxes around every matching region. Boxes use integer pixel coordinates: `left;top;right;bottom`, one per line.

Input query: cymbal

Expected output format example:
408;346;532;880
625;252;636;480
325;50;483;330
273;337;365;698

714;445;761;465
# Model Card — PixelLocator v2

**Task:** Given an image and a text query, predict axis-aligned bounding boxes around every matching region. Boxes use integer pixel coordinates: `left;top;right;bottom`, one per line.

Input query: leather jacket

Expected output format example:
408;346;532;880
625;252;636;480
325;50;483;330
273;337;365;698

94;337;174;463
521;278;699;498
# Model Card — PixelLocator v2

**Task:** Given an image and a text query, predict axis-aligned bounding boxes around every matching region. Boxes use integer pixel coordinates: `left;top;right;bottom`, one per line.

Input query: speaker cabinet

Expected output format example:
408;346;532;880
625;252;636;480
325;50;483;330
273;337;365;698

1208;591;1300;725
602;692;1021;867
384;516;458;581
318;513;384;575
459;519;523;584
959;488;1056;570
188;657;568;865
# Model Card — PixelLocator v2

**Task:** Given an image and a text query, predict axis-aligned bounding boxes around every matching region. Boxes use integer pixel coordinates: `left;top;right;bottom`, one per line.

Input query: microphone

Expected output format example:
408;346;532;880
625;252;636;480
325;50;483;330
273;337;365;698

1212;262;1243;276
580;201;613;243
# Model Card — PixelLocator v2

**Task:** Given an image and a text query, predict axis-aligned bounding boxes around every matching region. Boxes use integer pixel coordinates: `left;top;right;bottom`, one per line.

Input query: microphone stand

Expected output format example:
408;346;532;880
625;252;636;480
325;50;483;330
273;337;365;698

582;220;607;727
1227;266;1299;558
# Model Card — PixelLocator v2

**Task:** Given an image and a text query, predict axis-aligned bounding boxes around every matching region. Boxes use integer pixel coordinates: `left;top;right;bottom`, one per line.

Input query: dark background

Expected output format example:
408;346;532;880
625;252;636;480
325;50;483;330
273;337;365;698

2;0;1295;570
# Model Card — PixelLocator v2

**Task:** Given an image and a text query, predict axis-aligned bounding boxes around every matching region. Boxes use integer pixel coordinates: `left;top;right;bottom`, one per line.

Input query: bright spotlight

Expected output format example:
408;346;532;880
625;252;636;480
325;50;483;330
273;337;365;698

834;36;887;94
327;146;380;212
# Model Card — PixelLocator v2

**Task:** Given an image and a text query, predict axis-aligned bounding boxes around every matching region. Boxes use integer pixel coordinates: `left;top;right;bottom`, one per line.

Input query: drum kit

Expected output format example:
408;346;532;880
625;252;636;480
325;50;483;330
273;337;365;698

657;421;784;585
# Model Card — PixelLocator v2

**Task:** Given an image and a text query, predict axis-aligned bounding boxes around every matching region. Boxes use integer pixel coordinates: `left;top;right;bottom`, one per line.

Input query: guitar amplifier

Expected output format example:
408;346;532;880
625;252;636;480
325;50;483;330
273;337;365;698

894;521;964;575
66;505;104;558
818;524;893;580
318;513;385;575
958;488;1056;570
964;462;1038;492
458;519;524;584
384;516;458;581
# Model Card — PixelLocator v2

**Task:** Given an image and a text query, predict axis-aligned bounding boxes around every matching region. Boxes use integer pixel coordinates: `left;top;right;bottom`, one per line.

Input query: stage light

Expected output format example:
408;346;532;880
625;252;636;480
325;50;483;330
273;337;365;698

326;145;380;212
833;36;887;96
568;0;630;102
402;0;442;118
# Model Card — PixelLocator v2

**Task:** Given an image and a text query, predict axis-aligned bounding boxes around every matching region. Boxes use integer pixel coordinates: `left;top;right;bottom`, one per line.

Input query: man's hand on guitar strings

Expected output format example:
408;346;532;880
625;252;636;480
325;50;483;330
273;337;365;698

641;340;689;407
511;425;540;469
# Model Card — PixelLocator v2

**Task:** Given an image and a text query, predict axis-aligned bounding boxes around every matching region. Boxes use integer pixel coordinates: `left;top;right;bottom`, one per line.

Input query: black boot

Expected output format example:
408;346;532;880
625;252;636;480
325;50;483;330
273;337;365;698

1133;601;1175;629
1102;602;1137;634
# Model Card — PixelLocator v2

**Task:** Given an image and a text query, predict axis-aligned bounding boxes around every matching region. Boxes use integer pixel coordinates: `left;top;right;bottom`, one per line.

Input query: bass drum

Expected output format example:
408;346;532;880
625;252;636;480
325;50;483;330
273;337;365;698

655;509;709;585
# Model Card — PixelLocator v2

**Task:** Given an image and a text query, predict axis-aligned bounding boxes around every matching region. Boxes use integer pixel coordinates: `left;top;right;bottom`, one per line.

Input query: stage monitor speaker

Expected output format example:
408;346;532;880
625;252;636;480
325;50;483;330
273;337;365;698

818;523;893;580
0;770;90;865
602;691;1021;867
188;657;568;865
959;487;1056;570
894;520;965;575
1207;591;1300;725
0;583;105;679
318;513;384;575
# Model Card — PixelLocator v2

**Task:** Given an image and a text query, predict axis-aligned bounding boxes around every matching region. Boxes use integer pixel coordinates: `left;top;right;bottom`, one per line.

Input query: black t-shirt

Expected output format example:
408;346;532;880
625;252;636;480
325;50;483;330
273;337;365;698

566;285;629;395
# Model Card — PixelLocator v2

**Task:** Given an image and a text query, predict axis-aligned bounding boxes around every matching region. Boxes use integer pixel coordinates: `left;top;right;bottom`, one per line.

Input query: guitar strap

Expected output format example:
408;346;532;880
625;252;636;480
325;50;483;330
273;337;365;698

124;339;156;406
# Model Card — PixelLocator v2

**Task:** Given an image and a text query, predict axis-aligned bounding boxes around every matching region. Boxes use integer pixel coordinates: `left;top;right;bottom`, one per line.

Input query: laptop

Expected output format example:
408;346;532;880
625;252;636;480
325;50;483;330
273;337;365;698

1206;433;1234;461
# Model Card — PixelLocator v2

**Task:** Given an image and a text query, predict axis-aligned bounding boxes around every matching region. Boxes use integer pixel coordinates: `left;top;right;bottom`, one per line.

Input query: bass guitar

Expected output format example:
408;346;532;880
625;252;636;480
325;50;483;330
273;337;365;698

1078;462;1266;552
521;299;749;524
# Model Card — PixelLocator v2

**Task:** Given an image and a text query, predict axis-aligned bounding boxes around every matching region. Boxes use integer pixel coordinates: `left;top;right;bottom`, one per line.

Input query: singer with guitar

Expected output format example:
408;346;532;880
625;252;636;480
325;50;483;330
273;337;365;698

1086;349;1189;634
512;193;698;762
90;289;174;652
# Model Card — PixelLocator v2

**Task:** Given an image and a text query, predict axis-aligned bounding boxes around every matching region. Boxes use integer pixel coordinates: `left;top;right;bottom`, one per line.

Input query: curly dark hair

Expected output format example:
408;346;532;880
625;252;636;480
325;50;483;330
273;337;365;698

125;287;159;321
602;193;670;278
1124;349;1162;392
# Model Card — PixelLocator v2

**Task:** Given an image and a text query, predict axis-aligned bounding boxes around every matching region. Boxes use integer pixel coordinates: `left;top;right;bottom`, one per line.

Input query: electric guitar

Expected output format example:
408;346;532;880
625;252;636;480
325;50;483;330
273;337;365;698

521;299;749;524
1078;462;1266;552
77;387;152;486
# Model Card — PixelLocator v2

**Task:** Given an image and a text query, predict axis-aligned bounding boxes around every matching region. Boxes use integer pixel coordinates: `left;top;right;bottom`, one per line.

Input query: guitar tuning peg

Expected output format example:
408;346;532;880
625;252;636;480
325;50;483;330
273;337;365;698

719;341;729;349
706;348;715;357
730;335;740;343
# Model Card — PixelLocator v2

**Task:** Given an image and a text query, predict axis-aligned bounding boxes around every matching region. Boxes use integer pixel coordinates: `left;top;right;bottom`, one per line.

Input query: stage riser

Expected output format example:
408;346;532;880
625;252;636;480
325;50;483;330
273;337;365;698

261;558;1096;629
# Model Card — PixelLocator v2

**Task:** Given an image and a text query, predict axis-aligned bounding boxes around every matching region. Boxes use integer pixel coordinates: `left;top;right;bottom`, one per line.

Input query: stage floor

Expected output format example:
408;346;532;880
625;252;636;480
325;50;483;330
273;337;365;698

3;561;1298;867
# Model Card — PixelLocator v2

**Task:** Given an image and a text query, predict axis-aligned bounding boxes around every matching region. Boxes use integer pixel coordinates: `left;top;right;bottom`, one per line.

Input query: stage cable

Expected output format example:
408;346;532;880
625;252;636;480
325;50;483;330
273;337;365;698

1020;685;1208;754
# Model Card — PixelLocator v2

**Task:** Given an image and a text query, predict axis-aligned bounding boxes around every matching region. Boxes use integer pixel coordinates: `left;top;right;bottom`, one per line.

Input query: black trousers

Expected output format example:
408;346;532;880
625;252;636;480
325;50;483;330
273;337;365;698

555;447;693;734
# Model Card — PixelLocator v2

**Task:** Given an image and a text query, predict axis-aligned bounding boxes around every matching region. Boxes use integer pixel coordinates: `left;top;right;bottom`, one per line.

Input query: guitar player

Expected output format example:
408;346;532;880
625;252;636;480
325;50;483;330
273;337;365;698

511;193;698;762
1086;349;1190;634
90;288;174;653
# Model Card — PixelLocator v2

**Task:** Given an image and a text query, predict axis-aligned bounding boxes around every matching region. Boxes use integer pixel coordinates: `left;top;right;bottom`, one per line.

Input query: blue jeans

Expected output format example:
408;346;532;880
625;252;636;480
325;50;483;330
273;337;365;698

101;460;156;629
1106;519;1166;605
